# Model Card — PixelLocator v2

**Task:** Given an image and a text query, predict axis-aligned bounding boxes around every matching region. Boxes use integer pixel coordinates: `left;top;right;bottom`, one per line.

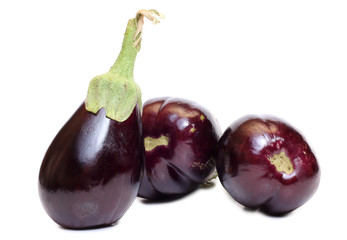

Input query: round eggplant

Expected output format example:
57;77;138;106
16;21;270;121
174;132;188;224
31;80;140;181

217;115;320;215
138;97;221;200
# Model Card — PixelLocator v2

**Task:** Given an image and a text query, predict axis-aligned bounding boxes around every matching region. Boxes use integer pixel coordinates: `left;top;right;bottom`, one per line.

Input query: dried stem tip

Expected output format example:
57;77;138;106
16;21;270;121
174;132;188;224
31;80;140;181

133;9;164;47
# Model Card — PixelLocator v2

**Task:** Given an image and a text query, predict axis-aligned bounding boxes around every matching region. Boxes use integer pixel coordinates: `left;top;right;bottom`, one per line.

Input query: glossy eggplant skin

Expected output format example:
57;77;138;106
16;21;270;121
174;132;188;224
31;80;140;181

38;103;144;229
138;97;221;200
217;116;320;215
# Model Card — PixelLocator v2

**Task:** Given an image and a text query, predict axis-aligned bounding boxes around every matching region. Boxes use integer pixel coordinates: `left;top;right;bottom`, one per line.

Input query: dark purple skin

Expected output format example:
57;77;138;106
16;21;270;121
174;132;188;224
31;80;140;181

38;103;144;229
138;97;221;200
217;115;320;215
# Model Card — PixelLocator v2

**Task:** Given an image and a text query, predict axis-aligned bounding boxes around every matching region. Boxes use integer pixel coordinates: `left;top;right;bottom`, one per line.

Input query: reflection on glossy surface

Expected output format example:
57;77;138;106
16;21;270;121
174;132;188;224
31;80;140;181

76;115;110;166
217;116;320;215
38;103;143;229
138;97;221;200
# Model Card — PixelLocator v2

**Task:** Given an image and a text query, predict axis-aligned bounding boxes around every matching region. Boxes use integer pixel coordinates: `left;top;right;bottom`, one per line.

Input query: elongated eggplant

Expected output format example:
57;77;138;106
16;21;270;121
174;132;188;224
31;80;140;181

39;104;142;228
39;10;163;229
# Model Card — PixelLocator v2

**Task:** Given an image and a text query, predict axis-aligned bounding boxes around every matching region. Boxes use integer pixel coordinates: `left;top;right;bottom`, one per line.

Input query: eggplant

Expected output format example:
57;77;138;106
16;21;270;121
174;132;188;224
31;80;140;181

39;104;143;228
217;116;320;215
38;10;163;229
138;97;221;200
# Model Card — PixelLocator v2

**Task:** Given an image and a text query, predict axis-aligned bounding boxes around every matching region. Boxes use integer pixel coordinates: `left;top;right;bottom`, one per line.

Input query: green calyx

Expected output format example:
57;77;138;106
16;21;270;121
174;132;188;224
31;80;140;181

85;10;163;122
85;18;140;122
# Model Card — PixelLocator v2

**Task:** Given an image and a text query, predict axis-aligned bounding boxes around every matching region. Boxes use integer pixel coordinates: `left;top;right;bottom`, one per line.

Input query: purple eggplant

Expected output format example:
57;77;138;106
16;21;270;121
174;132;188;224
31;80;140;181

217;115;320;215
39;104;143;228
138;97;221;200
38;10;163;229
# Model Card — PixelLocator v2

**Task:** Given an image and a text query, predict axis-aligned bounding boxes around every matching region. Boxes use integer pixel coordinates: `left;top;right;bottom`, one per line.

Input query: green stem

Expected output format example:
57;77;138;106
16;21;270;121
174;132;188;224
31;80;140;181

110;18;140;79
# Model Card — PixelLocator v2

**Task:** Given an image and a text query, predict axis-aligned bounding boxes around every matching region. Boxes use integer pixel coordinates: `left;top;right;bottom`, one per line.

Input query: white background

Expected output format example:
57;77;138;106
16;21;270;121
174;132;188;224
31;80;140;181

1;0;346;239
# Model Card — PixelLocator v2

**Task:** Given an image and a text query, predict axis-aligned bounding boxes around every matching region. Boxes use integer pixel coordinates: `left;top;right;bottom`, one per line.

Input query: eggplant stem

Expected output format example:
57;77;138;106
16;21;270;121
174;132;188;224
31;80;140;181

201;170;218;187
133;9;165;47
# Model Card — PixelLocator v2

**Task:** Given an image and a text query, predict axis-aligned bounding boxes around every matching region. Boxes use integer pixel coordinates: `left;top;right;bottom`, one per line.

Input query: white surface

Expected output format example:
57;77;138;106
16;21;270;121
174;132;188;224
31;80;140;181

1;0;346;239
